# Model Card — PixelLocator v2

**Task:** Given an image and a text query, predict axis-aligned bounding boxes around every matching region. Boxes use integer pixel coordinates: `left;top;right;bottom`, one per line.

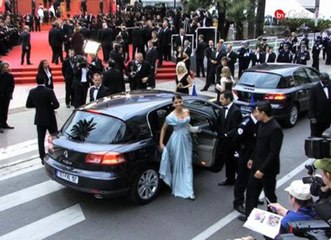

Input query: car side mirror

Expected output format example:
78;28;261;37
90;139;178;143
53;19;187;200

156;109;167;119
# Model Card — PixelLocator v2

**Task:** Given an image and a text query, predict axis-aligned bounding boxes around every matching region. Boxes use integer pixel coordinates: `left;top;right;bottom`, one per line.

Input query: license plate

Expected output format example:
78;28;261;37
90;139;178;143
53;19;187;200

56;170;79;184
241;106;252;112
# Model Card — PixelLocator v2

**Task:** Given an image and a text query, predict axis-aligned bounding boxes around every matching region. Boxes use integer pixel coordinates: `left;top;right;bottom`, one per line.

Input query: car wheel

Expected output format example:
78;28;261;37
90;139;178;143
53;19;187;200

285;104;299;128
130;166;160;204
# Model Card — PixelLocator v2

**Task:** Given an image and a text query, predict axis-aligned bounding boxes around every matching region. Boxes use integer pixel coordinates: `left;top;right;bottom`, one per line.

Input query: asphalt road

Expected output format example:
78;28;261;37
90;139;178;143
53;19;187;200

0;96;314;240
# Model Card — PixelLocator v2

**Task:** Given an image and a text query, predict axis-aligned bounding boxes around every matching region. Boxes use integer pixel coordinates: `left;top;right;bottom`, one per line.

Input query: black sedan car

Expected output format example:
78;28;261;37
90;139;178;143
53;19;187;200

233;63;320;127
45;91;223;204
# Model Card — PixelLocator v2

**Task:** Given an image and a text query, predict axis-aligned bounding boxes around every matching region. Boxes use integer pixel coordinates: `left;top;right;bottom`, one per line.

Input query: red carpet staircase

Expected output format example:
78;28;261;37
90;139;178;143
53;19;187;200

11;61;176;84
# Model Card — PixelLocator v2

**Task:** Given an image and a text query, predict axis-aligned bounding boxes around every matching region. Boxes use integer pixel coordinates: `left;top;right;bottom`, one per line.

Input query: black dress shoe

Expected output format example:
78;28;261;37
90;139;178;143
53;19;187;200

200;88;208;91
218;179;235;186
237;214;247;222
27;62;33;65
234;204;246;214
0;128;4;133
2;125;14;129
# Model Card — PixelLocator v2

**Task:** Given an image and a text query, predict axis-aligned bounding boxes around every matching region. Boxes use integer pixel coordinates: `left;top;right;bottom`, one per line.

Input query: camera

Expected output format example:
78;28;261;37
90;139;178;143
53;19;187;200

73;55;87;68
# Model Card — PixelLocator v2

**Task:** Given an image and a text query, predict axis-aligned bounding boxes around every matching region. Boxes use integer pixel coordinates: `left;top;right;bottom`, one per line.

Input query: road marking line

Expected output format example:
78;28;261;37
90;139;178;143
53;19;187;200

0;157;42;182
0;180;65;213
191;158;313;240
0;139;38;161
0;154;39;169
0;204;85;240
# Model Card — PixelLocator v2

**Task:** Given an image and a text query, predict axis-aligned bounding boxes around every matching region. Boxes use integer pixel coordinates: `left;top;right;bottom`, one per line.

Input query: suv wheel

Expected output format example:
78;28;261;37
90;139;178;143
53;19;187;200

285;104;299;128
130;166;160;204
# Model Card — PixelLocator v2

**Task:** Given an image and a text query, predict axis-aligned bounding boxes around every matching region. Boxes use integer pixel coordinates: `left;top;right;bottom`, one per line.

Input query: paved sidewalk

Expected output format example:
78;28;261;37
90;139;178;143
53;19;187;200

9;60;331;112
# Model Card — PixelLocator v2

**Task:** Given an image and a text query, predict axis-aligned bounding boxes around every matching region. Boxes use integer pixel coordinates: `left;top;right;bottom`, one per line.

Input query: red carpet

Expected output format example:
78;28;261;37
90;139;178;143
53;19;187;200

0;31;177;84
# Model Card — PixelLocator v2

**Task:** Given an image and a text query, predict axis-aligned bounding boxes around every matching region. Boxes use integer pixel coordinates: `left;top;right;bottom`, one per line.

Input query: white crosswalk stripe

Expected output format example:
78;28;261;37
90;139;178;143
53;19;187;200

0;139;38;161
0;204;85;240
0;180;65;212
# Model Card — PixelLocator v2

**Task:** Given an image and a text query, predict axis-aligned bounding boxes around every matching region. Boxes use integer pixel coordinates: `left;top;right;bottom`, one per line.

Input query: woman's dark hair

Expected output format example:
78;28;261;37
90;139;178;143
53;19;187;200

37;59;48;73
256;101;272;117
172;94;182;102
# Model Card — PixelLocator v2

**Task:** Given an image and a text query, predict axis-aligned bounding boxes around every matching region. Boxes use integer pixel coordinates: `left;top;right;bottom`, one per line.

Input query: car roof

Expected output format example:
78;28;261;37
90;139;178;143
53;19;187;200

244;63;307;76
76;90;209;120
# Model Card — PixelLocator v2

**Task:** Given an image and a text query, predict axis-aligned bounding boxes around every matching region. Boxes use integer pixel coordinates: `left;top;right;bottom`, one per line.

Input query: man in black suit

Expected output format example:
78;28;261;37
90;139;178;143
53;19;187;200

61;49;75;108
131;22;145;60
66;0;71;11
89;73;109;102
81;0;87;14
20;26;32;65
205;40;215;85
26;74;59;164
226;44;237;78
126;52;151;91
217;91;243;185
32;0;36;15
237;41;251;78
308;73;331;137
100;22;113;63
196;34;207;78
72;56;91;108
277;44;293;63
202;42;225;91
251;47;266;66
48;21;64;65
158;20;172;66
0;62;15;132
239;102;283;221
145;40;158;88
103;59;125;94
174;28;189;50
294;44;310;65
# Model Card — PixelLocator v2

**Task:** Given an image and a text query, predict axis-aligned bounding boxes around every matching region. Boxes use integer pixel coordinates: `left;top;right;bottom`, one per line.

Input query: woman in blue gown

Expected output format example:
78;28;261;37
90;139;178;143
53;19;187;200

159;94;195;200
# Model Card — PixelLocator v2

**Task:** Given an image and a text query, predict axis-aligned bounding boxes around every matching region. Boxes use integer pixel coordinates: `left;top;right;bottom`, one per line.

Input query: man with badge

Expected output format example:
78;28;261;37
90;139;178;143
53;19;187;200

232;106;260;214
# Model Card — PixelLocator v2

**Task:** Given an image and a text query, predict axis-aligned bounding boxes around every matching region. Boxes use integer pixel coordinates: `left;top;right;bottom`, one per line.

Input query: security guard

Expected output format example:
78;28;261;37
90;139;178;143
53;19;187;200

294;43;310;65
277;43;293;63
312;36;323;71
232;107;259;214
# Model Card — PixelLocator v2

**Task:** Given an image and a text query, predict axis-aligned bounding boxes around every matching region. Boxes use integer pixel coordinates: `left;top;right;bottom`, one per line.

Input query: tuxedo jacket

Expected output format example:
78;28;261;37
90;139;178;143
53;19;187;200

102;67;125;94
308;83;331;123
126;60;151;90
251;52;266;66
145;47;158;69
210;50;225;67
62;57;75;81
26;85;59;127
174;34;190;48
196;40;207;59
20;31;31;47
89;85;110;102
218;104;243;138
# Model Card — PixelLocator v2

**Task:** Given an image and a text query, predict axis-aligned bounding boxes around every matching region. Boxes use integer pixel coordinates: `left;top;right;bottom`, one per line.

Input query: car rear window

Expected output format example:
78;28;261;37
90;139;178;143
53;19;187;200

238;72;282;89
62;111;127;144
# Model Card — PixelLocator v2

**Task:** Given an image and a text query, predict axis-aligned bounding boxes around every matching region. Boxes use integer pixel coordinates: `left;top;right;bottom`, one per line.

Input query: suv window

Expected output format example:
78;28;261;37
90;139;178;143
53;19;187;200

62;111;127;144
238;72;281;89
293;69;309;85
304;68;320;82
184;99;219;119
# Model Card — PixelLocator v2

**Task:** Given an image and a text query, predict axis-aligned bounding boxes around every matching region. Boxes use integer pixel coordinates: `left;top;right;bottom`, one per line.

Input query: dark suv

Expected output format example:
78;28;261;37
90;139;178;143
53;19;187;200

233;63;320;127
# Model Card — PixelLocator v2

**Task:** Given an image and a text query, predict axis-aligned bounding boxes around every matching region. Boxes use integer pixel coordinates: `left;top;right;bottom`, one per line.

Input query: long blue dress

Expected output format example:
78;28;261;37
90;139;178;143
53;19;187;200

159;112;194;198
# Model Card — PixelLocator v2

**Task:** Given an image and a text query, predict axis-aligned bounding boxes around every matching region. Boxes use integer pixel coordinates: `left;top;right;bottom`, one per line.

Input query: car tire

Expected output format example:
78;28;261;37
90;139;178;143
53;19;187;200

284;104;299;128
130;165;160;204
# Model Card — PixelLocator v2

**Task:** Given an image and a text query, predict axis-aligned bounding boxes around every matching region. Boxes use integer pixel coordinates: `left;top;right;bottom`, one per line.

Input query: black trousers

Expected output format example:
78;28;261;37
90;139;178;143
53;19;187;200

102;45;111;63
245;171;277;217
220;139;237;182
51;46;63;64
233;155;250;206
310;120;331;137
21;46;31;64
73;82;89;108
312;55;319;71
204;64;217;89
132;44;145;60
196;58;205;77
65;78;74;106
37;124;58;160
0;96;10;127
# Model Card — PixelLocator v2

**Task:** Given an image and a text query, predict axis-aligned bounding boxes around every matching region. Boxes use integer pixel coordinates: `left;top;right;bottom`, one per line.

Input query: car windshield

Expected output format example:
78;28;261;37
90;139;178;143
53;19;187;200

238;72;281;89
62;111;127;144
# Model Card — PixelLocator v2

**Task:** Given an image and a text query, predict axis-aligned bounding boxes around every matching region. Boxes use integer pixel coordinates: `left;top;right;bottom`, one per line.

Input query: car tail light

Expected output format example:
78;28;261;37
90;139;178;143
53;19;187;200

264;93;287;101
85;152;126;165
47;135;54;153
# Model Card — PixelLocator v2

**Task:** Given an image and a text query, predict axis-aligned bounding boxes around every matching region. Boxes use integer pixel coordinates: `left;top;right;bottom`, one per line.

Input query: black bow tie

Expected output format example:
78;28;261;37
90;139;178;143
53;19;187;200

323;85;328;88
94;87;99;90
223;107;228;110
